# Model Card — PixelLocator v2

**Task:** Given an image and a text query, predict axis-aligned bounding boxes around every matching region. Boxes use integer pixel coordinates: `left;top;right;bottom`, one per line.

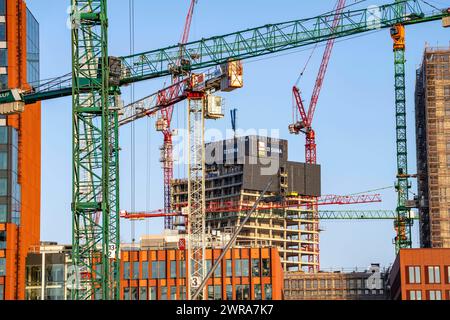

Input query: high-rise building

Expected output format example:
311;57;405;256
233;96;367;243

0;0;40;300
415;46;450;248
171;135;321;272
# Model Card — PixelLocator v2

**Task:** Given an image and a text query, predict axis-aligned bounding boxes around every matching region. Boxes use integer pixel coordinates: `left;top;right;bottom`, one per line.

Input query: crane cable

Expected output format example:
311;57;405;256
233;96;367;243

129;0;136;245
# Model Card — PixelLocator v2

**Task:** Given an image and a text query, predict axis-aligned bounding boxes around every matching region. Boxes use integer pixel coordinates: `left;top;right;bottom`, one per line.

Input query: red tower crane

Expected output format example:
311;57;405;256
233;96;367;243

158;0;198;230
288;0;346;272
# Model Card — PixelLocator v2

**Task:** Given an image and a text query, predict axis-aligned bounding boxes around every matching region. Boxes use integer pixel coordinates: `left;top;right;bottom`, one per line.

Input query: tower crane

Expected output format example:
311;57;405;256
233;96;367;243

157;0;198;230
288;0;346;273
0;0;446;300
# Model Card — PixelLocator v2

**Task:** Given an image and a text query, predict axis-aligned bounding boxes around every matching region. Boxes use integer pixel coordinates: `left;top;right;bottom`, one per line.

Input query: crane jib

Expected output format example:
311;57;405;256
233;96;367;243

0;1;448;109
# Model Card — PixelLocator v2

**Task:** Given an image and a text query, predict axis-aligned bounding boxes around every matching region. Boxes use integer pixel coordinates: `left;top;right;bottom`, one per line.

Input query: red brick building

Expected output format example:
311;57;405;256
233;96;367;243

389;248;450;300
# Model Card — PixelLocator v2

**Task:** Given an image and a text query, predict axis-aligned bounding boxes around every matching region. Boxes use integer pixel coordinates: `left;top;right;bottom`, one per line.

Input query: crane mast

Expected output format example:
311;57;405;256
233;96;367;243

70;0;120;300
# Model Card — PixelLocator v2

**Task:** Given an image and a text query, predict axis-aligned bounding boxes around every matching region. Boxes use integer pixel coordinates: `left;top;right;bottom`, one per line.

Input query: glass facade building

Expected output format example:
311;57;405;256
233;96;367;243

0;126;21;225
26;8;39;85
0;0;41;300
25;244;71;300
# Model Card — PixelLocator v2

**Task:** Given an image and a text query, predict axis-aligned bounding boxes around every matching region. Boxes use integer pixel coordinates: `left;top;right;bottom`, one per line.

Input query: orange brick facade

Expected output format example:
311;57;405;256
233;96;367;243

121;247;284;300
389;248;450;300
0;0;41;300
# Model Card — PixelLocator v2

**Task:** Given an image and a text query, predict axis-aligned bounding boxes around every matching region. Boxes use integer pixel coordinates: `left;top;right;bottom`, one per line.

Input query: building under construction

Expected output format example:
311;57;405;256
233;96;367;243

415;46;450;248
171;135;321;272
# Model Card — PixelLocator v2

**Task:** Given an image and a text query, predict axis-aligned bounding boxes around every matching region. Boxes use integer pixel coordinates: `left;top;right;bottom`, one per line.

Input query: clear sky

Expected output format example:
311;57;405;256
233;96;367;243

26;0;450;270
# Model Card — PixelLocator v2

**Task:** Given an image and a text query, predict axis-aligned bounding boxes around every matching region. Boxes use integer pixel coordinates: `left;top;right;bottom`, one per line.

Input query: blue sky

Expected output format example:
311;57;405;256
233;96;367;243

26;0;450;270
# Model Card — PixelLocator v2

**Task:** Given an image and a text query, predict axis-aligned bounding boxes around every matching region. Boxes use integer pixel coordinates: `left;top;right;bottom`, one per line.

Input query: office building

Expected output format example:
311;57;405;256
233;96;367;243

0;0;41;300
284;264;389;300
388;248;450;300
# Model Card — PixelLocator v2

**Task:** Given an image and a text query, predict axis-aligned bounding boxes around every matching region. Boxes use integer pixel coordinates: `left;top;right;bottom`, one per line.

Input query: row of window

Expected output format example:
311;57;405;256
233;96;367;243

291;289;384;296
26;264;65;286
123;258;271;280
123;284;273;300
408;290;450;300
407;265;450;284
286;278;381;290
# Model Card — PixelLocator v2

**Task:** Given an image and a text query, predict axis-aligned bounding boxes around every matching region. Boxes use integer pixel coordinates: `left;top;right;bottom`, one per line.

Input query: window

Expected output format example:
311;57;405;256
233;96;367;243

46;264;64;285
0;178;7;196
0;23;5;41
235;284;250;300
254;284;262;300
179;260;186;278
0;0;5;15
123;287;130;300
0;230;5;249
139;287;147;300
0;204;6;223
160;286;167;300
0;74;6;90
428;290;442;300
214;260;221;278
0;284;3;300
149;287;157;300
235;259;242;277
132;261;139;279
262;259;270;276
142;261;148;279
226;285;233;300
264;284;272;300
169;286;176;300
152;261;166;279
226;260;232;277
0;48;6;67
427;266;440;284
0;127;7;144
407;266;421;284
123;262;130;280
159;261;166;279
0;151;7;170
130;287;138;300
242;259;249;277
179;286;186;300
208;285;221;300
252;259;260;277
170;260;177;278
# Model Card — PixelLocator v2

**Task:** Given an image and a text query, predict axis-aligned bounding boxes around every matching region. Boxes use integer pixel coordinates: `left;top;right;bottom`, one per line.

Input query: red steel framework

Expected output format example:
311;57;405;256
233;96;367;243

120;193;381;219
289;0;346;272
160;0;198;229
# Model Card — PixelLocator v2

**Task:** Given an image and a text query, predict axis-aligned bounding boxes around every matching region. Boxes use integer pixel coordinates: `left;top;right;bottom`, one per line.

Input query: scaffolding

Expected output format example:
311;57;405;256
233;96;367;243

415;46;450;248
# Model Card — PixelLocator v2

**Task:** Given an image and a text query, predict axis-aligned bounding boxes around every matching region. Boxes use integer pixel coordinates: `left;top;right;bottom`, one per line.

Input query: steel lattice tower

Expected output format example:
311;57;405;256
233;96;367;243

71;0;120;300
392;0;413;251
186;92;206;300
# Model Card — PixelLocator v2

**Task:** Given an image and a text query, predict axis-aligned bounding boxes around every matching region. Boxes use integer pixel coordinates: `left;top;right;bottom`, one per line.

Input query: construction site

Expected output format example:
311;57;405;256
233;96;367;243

0;0;449;301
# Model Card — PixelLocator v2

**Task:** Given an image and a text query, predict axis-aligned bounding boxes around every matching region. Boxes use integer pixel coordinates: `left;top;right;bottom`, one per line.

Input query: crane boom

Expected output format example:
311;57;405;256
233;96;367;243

1;1;447;108
307;0;345;124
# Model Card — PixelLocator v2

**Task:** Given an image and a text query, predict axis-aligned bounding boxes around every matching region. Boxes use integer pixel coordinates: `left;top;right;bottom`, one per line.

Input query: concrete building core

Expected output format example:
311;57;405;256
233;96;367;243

415;46;450;248
171;135;321;272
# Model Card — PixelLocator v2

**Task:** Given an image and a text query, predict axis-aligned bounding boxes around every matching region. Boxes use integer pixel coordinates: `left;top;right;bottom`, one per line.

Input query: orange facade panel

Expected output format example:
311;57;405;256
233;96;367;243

390;248;450;300
2;0;41;300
